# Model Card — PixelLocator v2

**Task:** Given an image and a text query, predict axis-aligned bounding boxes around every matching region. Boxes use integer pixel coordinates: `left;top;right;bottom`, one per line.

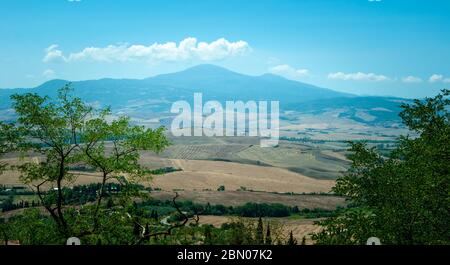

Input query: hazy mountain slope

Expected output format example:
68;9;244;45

285;96;411;125
146;64;352;102
0;64;351;108
0;64;409;125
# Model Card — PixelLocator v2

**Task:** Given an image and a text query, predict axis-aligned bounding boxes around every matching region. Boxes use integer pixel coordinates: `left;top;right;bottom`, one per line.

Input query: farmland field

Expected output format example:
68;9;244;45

0;130;386;211
150;190;345;210
0;157;335;193
152;159;335;193
160;144;248;161
233;144;349;179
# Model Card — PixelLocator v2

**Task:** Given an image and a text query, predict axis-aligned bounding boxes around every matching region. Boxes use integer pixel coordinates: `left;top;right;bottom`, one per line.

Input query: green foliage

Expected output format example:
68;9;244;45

136;199;325;218
7;84;170;239
222;220;255;245
0;121;21;174
313;89;450;245
7;209;64;245
312;207;377;245
203;225;213;245
149;167;181;175
234;202;291;217
80;113;169;183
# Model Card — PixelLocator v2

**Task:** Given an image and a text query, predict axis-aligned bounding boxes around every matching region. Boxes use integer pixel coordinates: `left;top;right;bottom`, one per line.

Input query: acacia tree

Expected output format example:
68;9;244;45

79;112;169;232
313;89;450;245
11;85;170;238
11;86;90;236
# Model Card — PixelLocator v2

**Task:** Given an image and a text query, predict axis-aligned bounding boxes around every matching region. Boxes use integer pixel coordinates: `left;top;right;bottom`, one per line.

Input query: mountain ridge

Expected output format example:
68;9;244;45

0;64;409;125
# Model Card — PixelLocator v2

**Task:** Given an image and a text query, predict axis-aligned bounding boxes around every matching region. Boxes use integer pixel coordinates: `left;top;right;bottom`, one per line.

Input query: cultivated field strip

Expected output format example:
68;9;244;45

160;144;249;160
150;190;345;210
152;159;335;193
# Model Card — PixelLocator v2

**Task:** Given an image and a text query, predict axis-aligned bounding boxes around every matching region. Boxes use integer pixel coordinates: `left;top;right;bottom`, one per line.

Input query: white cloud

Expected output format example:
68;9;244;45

328;72;389;82
429;74;443;83
402;76;422;83
269;64;310;81
43;37;251;63
43;45;66;63
42;69;55;78
428;74;450;83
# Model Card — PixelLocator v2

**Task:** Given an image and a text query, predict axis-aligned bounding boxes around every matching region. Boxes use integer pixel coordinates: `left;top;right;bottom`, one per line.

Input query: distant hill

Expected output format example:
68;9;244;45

0;64;410;125
285;96;410;125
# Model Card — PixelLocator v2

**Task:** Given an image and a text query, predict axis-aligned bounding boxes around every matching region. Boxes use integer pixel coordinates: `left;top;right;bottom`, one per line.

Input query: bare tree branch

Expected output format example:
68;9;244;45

134;192;189;245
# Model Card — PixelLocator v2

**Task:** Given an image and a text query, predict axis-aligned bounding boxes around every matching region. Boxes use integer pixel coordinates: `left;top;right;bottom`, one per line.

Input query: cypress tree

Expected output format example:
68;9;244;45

256;217;264;244
287;231;297;245
265;223;272;245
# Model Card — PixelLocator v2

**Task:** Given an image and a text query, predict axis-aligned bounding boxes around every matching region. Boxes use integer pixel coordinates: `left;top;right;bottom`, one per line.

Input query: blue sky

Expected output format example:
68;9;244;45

0;0;449;98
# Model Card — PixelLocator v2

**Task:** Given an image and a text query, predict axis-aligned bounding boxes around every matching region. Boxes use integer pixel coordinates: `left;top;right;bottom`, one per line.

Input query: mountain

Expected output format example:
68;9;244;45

0;64;350;108
145;64;352;102
0;64;409;125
